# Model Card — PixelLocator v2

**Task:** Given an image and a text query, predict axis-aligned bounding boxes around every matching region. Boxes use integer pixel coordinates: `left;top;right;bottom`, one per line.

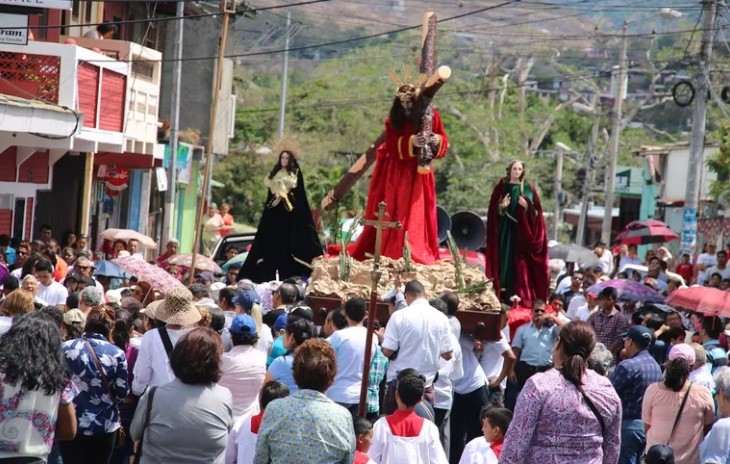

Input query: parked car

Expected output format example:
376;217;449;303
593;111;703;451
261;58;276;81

210;233;256;265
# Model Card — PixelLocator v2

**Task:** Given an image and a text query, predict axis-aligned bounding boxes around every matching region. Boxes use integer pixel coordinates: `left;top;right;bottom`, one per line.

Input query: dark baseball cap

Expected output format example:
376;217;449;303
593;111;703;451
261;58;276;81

622;325;654;349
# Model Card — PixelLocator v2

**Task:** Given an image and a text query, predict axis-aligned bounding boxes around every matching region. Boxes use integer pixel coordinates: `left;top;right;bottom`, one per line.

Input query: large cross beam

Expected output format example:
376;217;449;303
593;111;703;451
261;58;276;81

321;12;451;210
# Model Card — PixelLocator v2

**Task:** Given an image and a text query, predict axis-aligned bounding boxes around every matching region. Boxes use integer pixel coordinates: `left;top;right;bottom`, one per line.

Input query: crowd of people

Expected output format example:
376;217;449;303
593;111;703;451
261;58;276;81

550;241;730;295
3;226;730;464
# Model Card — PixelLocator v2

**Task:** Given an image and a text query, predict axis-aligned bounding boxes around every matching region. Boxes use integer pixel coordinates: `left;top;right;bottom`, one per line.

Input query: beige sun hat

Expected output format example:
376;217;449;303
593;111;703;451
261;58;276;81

155;287;202;326
140;299;164;321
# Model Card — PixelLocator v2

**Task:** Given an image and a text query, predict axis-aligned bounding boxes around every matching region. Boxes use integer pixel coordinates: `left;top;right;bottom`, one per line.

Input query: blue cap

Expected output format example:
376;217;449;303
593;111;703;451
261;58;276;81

234;289;260;312
230;314;257;336
624;325;654;349
274;313;288;332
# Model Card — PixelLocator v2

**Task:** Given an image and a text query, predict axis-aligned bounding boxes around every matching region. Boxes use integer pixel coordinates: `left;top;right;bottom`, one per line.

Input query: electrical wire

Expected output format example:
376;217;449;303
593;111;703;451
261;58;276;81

1;0;335;31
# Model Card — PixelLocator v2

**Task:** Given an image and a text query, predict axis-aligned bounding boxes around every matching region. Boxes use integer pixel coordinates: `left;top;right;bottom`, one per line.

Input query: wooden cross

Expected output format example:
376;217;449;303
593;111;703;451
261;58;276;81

358;201;400;417
363;201;402;278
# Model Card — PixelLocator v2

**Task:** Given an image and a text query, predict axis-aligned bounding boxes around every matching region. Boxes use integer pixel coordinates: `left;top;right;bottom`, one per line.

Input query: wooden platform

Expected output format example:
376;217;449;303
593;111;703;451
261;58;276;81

455;309;503;341
305;294;391;326
307;294;503;340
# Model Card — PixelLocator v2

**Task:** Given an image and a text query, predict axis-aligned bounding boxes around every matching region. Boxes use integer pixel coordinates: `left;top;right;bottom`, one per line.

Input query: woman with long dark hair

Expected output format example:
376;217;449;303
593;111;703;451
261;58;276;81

501;321;622;464
642;344;714;464
238;138;322;283
0;312;77;462
61;306;129;464
485;160;549;306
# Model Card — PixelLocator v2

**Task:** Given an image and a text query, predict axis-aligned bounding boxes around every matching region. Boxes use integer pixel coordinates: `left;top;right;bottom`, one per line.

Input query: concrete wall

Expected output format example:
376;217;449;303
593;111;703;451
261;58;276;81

159;15;234;156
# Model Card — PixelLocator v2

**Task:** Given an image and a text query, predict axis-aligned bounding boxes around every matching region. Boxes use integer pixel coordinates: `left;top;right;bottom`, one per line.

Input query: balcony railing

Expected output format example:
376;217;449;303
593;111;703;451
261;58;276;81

0;40;128;152
61;37;162;156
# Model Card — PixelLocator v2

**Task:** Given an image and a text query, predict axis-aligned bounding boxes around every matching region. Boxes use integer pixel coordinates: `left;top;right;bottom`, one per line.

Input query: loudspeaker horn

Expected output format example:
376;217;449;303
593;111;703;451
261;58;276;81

450;211;486;251
436;205;451;244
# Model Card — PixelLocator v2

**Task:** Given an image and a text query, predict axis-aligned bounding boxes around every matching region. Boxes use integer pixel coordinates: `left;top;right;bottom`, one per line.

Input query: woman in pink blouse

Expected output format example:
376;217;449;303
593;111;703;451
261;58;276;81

501;321;622;464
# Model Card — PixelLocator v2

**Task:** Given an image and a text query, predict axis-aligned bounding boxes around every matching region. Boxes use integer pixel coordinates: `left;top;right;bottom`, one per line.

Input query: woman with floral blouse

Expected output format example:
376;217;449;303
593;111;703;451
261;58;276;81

61;306;129;464
501;321;622;464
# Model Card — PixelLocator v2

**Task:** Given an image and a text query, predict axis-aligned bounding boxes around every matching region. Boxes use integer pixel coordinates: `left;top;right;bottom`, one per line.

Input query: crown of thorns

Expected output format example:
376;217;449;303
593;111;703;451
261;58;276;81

388;65;427;99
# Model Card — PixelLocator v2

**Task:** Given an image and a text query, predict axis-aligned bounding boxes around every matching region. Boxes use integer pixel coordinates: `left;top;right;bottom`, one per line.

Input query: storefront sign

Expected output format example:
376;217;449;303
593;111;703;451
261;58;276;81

155;167;168;192
104;166;129;197
0;13;28;45
0;0;71;10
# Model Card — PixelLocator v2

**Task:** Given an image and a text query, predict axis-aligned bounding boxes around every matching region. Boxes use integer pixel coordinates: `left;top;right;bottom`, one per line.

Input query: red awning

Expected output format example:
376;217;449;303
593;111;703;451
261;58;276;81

94;152;155;169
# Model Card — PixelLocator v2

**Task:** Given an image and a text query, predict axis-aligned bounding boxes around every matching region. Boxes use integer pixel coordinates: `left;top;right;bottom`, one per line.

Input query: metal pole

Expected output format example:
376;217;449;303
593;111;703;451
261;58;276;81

601;20;629;245
577;102;601;247
189;0;232;282
80;152;94;237
162;1;184;249
681;0;717;256
277;12;291;138
552;149;564;240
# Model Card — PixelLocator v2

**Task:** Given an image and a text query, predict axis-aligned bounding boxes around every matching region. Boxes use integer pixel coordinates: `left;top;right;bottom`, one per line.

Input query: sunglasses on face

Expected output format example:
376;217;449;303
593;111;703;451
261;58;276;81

77;266;90;270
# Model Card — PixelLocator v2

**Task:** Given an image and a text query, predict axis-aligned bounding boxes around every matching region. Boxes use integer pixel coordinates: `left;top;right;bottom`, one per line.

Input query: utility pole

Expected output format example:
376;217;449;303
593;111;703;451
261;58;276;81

681;0;717;255
601;20;629;245
161;1;184;247
277;12;291;138
552;148;564;240
577;96;601;247
188;0;234;281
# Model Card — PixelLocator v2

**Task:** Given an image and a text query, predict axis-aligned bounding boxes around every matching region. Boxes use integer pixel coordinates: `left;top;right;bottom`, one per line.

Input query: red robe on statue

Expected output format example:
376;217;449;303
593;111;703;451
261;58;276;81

350;110;448;264
485;178;549;307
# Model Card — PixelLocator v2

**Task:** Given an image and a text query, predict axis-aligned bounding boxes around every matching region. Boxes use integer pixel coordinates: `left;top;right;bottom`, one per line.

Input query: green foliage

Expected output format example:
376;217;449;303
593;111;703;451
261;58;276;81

212;150;270;227
220;37;672;225
707;124;730;201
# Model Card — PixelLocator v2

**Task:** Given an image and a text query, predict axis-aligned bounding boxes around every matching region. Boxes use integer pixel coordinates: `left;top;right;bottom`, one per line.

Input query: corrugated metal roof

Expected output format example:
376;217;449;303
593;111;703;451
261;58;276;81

0;93;78;116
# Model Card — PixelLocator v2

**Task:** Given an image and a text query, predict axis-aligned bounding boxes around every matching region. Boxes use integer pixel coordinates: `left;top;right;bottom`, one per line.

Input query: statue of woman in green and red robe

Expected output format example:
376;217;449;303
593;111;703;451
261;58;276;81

485;160;549;307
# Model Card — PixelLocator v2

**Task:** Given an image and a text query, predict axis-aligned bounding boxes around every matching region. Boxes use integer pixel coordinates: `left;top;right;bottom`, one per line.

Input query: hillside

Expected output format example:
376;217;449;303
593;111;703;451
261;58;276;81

239;0;599;58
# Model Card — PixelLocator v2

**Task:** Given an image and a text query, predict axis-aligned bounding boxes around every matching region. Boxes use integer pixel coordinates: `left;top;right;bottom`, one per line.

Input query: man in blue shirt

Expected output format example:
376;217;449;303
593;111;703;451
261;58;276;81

505;299;565;410
611;325;662;464
701;316;728;374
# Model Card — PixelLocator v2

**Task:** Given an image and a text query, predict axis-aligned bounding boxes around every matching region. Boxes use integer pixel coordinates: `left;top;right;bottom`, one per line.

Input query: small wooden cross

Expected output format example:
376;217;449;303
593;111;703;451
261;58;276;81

362;201;401;279
358;200;400;417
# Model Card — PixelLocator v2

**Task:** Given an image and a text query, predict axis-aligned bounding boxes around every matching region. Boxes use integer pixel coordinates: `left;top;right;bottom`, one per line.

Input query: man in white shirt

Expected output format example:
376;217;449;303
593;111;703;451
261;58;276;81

132;287;202;395
381;280;454;414
327;297;378;414
618;244;643;270
594;241;614;275
451;334;489;463
703;250;730;285
479;328;516;405
697;244;718;284
127;238;144;260
78;286;102;319
689;342;716;395
34;259;67;307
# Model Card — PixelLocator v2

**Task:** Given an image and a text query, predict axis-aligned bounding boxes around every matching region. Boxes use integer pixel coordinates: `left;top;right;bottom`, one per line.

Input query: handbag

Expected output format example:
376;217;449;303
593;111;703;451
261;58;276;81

83;339;127;448
133;386;158;464
641;383;693;464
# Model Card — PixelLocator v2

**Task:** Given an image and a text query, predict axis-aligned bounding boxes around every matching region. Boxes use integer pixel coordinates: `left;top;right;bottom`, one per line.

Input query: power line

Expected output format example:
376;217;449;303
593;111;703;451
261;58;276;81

1;0;335;30
73;0;522;64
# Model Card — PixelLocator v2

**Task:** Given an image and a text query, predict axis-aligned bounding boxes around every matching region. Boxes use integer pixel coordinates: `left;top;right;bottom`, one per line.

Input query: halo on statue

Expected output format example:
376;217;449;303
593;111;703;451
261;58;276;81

387;65;428;99
271;135;302;160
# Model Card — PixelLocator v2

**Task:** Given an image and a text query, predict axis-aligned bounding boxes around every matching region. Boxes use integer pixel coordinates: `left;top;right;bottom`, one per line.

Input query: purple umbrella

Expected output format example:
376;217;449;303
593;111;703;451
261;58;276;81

587;279;665;303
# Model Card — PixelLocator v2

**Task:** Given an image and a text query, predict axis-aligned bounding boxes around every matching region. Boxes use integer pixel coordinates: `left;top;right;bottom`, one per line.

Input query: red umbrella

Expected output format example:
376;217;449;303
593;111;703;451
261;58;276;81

666;286;730;317
614;219;679;245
